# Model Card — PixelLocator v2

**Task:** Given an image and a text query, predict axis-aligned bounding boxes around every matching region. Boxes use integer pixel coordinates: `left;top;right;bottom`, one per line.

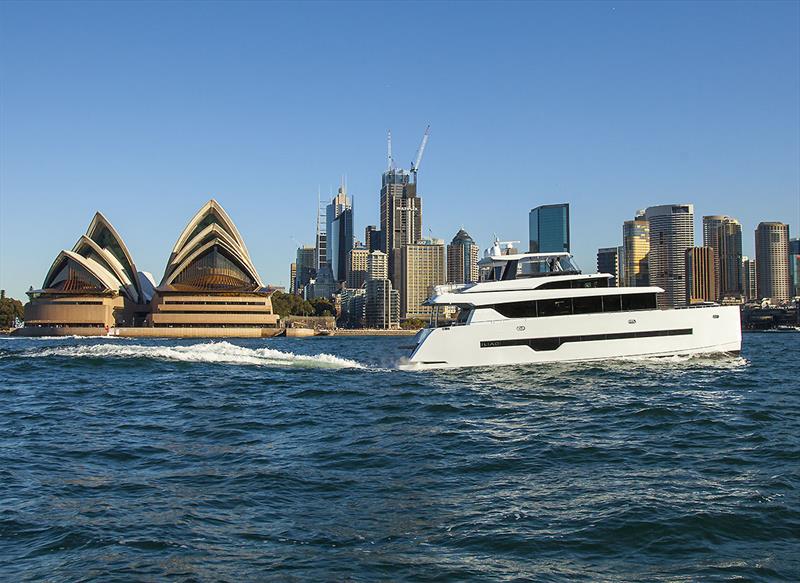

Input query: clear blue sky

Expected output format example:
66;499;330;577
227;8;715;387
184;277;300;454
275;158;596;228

1;1;798;300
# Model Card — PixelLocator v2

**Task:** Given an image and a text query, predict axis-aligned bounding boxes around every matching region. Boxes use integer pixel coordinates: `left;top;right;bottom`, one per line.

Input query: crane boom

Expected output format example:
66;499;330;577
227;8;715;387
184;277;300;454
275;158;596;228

387;130;393;171
410;125;430;181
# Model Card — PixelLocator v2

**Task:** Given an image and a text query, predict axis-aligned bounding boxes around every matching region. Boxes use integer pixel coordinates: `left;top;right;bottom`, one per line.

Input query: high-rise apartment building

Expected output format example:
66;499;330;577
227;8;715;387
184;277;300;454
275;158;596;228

346;246;369;289
741;256;757;301
365;279;399;329
645;204;694;308
622;211;649;287
529;203;570;253
326;186;353;283
446;229;479;284
686;246;717;304
597;247;622;287
295;245;316;296
755;222;790;302
367;250;388;281
789;238;800;298
289;263;297;295
400;238;445;320
702;215;743;300
380;168;422;284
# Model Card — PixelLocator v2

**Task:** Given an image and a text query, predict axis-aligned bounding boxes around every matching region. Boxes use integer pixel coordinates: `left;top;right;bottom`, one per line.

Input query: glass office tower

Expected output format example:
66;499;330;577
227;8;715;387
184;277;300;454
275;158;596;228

529;203;570;253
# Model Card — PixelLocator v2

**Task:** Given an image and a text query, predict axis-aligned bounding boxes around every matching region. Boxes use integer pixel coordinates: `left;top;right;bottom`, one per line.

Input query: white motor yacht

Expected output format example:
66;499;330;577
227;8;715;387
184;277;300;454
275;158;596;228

401;242;741;370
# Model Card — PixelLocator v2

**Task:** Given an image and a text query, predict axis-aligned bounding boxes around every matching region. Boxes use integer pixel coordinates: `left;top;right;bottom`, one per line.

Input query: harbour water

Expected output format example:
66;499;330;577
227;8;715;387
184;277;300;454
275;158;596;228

1;334;798;581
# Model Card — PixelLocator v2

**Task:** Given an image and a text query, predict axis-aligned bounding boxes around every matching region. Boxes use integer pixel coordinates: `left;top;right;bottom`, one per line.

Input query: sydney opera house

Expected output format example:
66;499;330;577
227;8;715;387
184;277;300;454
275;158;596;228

20;200;280;337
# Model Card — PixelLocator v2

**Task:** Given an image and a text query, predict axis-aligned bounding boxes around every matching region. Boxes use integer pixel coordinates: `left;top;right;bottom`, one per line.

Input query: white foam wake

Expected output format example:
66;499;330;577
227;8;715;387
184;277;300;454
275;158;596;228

24;341;363;369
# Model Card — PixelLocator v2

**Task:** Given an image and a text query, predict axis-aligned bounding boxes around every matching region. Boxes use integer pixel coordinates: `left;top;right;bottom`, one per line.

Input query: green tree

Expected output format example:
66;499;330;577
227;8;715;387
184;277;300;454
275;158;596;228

401;318;427;330
270;291;314;317
0;293;24;328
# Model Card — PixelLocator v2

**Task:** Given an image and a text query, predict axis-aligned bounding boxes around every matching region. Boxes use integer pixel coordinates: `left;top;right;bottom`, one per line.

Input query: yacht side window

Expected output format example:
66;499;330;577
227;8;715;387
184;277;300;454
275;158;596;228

455;307;473;325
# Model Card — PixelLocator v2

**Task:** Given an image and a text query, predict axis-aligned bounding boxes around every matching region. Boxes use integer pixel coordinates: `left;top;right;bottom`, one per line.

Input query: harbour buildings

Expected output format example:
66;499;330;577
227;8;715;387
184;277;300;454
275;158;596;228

446;229;479;284
400;238;446;320
622;211;649;287
755;222;790;302
645;204;694;308
790;238;800;297
685;246;717;303
596;247;622;287
703;215;743;301
529;203;570;253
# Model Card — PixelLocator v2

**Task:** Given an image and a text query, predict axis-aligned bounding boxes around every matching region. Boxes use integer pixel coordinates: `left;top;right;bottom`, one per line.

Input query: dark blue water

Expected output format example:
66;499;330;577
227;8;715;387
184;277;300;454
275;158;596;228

1;333;798;581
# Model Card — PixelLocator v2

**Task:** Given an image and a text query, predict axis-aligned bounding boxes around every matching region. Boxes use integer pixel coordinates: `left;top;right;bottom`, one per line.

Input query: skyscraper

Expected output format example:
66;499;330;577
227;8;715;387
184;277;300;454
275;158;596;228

446;229;479;284
597;247;622;286
295;245;316;296
529;203;570;253
289;263;297;295
645;204;694;308
326;185;353;283
364;225;381;252
741;256;757;301
755;222;790;302
400;237;445;320
686;247;717;304
789;238;800;298
380;168;422;284
702;215;743;300
622;211;649;287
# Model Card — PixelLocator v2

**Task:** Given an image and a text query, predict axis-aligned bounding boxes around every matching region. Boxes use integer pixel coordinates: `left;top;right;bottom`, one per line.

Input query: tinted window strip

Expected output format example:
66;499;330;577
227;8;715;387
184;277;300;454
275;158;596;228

492;292;658;318
480;328;693;350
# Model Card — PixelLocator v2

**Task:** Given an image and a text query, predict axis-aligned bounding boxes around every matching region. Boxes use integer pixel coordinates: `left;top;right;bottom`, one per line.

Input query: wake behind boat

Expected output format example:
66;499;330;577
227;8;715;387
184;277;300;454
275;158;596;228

402;241;741;370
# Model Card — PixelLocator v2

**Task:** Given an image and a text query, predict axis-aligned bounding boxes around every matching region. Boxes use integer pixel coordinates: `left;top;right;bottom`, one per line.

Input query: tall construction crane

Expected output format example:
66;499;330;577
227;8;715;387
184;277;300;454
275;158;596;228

410;125;430;183
387;130;393;171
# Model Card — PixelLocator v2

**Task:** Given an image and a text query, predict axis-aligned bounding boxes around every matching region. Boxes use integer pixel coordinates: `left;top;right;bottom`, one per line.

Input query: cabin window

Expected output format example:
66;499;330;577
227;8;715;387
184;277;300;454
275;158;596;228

537;298;572;317
621;293;657;311
494;301;537;318
602;295;622;312
572;295;603;315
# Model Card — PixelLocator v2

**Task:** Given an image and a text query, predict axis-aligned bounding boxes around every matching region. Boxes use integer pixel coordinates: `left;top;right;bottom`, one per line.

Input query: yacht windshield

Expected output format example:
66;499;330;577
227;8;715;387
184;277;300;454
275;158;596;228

480;255;581;281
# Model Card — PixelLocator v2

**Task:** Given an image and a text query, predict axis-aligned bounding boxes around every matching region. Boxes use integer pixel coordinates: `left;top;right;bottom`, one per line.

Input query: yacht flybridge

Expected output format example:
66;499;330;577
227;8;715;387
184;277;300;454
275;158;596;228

401;243;741;370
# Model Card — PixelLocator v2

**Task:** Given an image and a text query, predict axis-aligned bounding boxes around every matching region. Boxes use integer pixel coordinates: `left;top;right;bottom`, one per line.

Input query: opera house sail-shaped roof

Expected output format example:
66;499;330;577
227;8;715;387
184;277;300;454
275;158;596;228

159;199;264;292
37;212;147;304
24;212;149;334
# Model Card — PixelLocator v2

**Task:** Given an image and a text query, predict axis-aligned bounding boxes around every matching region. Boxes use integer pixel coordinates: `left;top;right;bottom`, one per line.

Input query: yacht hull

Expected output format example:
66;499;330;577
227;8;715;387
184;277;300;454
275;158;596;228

401;305;742;370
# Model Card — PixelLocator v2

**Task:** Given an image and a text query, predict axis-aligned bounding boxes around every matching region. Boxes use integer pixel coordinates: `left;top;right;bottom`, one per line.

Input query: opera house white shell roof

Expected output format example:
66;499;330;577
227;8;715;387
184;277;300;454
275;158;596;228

158;199;265;292
38;212;150;304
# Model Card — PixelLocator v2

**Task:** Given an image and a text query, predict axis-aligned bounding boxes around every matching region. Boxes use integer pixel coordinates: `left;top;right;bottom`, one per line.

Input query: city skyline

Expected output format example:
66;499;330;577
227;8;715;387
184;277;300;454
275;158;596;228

1;2;799;301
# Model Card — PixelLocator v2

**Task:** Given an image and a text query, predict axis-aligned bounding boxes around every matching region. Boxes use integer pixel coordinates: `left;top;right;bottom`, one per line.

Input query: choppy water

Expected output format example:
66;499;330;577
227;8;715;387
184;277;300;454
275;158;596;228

0;333;798;581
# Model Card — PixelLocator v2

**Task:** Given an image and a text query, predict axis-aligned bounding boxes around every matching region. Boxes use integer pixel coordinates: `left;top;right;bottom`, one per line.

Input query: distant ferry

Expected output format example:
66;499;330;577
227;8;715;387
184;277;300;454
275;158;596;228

402;241;741;370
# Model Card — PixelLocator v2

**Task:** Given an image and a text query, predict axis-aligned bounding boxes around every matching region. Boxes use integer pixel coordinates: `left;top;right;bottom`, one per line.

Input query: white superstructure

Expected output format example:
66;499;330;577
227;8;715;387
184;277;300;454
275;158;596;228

402;246;741;370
